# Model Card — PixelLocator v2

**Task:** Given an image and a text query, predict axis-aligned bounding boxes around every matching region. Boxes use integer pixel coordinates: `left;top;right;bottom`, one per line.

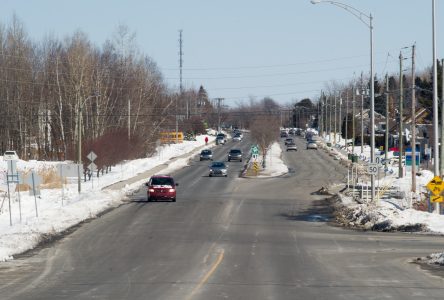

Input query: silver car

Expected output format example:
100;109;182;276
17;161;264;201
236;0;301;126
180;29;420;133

200;149;213;161
209;161;228;177
307;141;318;150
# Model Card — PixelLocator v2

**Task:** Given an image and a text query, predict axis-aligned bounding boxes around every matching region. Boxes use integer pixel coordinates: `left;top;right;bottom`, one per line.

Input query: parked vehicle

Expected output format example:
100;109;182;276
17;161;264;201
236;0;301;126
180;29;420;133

228;149;242;162
200;149;213;161
209;161;228;177
145;175;178;202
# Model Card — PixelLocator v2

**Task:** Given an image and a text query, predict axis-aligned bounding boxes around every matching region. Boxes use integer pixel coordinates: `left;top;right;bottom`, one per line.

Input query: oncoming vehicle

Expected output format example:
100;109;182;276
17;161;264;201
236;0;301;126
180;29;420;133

228;149;242;162
216;133;227;145
145;175;178;202
232;133;242;142
209;161;228;177
200;149;213;161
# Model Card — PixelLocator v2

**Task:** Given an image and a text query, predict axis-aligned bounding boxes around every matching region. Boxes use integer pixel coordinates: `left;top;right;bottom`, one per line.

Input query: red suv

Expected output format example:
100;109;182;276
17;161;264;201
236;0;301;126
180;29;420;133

145;175;178;202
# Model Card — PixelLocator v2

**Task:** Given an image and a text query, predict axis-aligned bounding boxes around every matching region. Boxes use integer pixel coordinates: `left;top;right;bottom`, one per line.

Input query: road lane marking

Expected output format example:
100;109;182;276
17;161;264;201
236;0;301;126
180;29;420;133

186;249;224;300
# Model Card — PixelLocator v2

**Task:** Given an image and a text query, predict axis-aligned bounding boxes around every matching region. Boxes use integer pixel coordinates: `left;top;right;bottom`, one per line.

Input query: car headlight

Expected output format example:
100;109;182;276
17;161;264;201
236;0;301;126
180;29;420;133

168;188;175;192
148;189;155;192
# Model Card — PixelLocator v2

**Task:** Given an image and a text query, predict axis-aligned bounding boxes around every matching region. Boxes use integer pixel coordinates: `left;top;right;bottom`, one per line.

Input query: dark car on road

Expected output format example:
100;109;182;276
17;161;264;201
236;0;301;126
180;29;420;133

145;175;178;202
284;138;294;146
200;149;213;161
209;161;228;177
228;149;243;162
286;142;298;151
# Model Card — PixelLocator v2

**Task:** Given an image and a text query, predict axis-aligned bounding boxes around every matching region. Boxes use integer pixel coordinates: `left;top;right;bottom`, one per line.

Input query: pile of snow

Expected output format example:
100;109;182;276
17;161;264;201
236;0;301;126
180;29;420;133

423;252;444;265
0;134;214;262
258;142;288;177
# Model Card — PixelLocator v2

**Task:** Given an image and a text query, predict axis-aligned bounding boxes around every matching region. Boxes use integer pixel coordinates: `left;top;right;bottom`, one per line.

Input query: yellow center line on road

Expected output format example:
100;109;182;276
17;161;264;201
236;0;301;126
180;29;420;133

185;249;225;300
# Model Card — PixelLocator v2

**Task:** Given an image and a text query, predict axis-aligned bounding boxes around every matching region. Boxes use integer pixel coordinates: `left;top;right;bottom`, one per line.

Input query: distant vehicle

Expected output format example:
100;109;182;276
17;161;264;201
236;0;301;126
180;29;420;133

145;175;178;202
289;129;296;135
209;161;228;177
280;131;288;138
284;138;294;145
200;149;213;161
286;142;298;151
306;140;318;150
228;149;243;162
216;133;227;145
216;136;226;145
233;133;242;142
3;151;18;161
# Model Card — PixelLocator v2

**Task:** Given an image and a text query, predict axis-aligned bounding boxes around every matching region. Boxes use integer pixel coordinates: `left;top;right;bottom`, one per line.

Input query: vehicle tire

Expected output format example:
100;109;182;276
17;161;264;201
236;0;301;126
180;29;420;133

200;158;202;161
240;159;242;162
209;174;212;177
225;175;228;177
172;198;176;202
147;197;152;202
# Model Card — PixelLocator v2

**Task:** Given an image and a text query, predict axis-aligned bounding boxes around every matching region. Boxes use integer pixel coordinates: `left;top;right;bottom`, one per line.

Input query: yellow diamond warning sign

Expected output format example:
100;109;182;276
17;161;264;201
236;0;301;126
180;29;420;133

426;176;444;196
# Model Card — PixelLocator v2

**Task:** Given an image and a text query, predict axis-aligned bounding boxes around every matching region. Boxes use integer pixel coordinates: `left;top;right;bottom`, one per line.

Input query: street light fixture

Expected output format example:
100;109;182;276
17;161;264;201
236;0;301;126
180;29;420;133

77;92;100;193
311;0;375;203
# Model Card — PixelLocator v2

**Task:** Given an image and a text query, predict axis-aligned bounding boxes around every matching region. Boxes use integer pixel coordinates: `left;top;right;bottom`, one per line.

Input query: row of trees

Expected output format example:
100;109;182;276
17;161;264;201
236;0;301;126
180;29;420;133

0;17;216;169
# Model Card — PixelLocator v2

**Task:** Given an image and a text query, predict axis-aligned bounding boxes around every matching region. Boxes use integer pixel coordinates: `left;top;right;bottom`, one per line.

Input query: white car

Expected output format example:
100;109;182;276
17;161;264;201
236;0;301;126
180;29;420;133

306;141;318;150
233;134;242;142
3;150;19;160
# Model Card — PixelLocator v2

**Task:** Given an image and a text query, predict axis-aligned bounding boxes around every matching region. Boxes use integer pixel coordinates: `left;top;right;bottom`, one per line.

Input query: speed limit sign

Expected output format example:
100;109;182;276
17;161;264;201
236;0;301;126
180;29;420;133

367;163;378;175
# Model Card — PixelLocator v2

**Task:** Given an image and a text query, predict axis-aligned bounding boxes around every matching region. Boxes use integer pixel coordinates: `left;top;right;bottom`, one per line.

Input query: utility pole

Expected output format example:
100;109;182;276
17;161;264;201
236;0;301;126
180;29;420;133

360;72;364;154
441;58;444;177
385;74;389;162
325;93;328;138
339;92;342;143
320;91;324;136
432;0;440;213
215;98;224;132
399;52;404;178
334;92;337;143
345;90;348;147
329;94;332;141
352;84;356;154
411;44;416;192
179;30;188;120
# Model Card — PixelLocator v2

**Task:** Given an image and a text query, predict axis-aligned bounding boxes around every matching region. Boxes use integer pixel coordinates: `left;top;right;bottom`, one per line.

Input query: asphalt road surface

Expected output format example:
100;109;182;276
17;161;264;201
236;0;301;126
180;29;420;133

1;135;444;300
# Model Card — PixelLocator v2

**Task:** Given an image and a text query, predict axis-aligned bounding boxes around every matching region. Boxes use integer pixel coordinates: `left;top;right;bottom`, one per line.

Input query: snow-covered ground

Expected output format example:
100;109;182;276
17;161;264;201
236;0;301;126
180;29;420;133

315;132;444;264
0;135;215;262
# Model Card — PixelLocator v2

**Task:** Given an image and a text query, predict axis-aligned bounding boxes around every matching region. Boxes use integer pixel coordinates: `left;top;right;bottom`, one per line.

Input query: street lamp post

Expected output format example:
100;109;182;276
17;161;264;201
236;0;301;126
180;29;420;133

311;0;375;203
77;93;100;193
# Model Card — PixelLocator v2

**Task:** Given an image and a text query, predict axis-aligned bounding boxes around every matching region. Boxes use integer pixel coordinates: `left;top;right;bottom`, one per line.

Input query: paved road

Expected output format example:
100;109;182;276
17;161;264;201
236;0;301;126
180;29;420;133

1;135;444;299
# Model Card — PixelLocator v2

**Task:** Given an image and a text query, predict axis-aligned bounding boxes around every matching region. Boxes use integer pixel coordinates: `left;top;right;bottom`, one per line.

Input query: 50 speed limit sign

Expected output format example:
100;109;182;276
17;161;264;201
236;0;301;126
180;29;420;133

367;163;379;175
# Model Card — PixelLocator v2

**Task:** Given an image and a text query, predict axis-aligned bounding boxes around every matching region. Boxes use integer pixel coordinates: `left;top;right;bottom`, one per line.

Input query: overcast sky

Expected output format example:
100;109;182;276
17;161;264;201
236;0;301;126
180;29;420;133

1;0;442;106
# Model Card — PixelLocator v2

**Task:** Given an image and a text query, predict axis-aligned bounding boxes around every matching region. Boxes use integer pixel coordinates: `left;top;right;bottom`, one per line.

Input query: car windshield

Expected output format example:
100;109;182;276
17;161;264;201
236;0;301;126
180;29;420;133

151;177;174;185
211;162;226;168
230;150;241;154
201;150;211;155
